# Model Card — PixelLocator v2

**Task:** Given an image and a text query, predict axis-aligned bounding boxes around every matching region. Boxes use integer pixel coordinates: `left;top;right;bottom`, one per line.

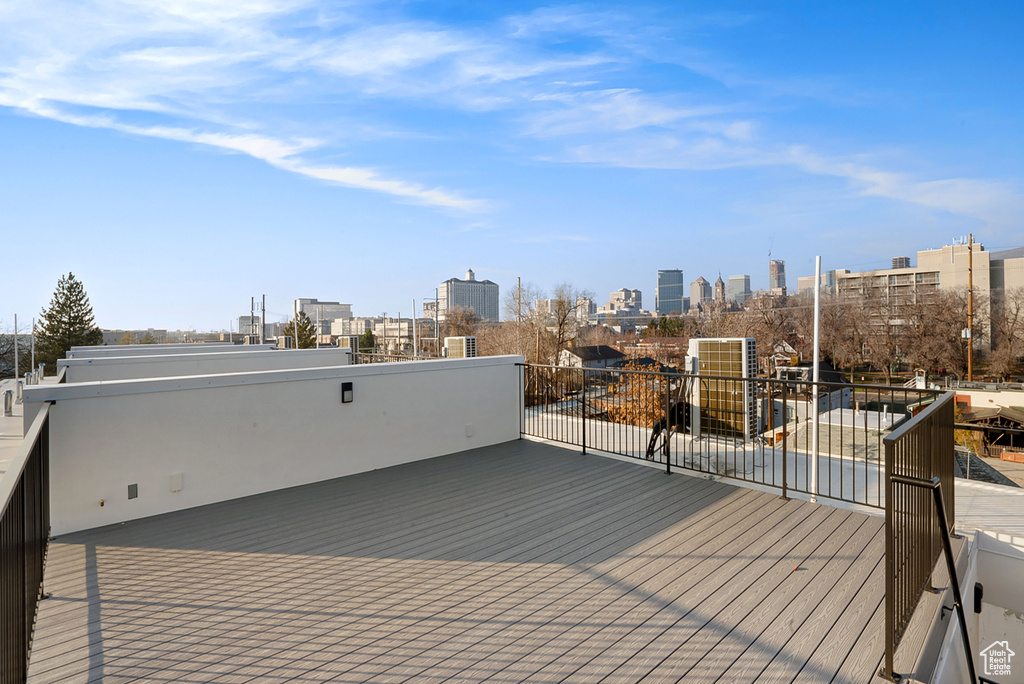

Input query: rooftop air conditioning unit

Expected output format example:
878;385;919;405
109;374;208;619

444;336;477;358
337;335;361;351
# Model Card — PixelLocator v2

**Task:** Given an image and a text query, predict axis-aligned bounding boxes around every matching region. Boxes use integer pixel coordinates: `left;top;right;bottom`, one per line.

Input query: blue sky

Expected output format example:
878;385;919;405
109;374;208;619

2;0;1022;330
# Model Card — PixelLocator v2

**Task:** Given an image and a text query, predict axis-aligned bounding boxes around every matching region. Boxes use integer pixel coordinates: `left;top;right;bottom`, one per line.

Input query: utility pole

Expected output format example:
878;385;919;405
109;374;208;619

250;297;255;342
968;233;974;382
261;294;266;344
31;317;35;369
13;314;18;381
517;277;522;324
412;299;418;357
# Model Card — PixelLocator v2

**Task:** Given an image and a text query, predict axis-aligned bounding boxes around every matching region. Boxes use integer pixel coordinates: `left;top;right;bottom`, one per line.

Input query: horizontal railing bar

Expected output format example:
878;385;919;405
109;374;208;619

890;474;940;489
516;362;945;395
883;392;955;444
0;403;50;515
954;423;1024;435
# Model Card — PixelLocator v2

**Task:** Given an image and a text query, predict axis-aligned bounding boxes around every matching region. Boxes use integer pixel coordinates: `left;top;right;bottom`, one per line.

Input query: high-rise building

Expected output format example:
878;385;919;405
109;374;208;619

892;256;911;269
831;243;1024;351
690;277;712;309
725;275;752;303
769;260;787;295
293;299;352;321
294;299;353;336
438;269;500;322
656;270;685;316
608;288;642;312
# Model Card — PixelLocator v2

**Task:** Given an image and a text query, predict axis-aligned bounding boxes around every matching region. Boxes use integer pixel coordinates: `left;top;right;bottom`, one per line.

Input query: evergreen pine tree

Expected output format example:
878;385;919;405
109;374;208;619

36;273;103;369
287;311;317;349
359;328;376;352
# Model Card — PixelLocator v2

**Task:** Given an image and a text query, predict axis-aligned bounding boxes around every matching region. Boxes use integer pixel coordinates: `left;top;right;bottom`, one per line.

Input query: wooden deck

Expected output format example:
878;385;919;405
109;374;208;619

28;440;888;683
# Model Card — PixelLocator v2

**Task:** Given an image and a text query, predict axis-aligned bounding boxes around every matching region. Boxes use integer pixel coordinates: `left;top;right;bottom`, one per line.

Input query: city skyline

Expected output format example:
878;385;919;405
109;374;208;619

2;2;1022;330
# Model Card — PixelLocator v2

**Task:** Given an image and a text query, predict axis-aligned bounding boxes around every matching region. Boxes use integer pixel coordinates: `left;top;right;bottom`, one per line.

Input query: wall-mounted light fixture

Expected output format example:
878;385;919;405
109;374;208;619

341;382;353;403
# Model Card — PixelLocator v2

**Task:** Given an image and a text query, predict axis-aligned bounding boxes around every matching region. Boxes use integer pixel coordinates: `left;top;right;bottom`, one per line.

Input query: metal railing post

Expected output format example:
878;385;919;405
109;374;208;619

781;381;788;500
581;368;587;455
884;439;895;680
664;377;671;474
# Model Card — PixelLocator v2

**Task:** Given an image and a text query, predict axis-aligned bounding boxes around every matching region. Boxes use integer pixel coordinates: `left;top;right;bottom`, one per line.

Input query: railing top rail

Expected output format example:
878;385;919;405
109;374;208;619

0;401;50;514
883;391;955;445
954;423;1024;435
518;362;946;394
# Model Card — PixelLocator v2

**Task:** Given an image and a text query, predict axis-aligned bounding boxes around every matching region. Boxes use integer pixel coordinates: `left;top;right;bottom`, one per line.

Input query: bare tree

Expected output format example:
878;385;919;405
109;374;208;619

579;324;619;348
859;288;905;385
746;295;797;359
900;289;978;379
442;306;481;338
547;282;594;364
990;287;1024;380
498;281;546;361
0;323;32;379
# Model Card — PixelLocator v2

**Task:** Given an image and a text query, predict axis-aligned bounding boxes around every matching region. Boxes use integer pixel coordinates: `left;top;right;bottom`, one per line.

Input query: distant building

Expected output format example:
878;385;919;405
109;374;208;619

797;269;847;296
690;277;712;309
714;275;726;303
558;345;625;369
294;299;353;337
576;297;597;324
101;329;169;345
892;256;911;269
796;242;1024;352
438;269;500;322
725;275;752;303
769;260;787;295
293;299;352;321
608;288;642;312
237;316;261;339
834;243;1024;350
656;269;685;316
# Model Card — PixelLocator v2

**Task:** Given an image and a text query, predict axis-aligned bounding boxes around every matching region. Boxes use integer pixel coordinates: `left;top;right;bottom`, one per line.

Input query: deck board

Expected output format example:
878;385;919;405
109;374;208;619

28;440;886;683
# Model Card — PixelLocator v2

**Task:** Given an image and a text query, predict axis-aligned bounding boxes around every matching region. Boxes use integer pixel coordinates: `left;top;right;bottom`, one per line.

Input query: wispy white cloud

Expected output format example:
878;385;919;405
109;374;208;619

785;147;1024;225
0;0;1018;227
0;0;490;209
555;129;1023;225
525;88;728;137
2;93;483;210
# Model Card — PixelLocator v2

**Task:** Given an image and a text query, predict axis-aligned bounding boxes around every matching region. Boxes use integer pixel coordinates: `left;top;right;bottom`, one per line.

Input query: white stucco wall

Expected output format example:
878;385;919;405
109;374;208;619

25;356;523;535
953;387;1024;410
66;344;275;359
59;348;351;383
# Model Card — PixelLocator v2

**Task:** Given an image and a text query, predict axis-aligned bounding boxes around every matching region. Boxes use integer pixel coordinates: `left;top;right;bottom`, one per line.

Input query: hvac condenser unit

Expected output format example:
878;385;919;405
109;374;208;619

444;336;477;358
337;335;362;351
685;337;758;441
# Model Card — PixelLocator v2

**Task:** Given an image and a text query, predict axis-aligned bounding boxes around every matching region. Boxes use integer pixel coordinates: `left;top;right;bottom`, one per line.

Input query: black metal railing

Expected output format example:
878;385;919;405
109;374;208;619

1;403;51;684
521;363;942;509
352;351;430;364
881;392;961;682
